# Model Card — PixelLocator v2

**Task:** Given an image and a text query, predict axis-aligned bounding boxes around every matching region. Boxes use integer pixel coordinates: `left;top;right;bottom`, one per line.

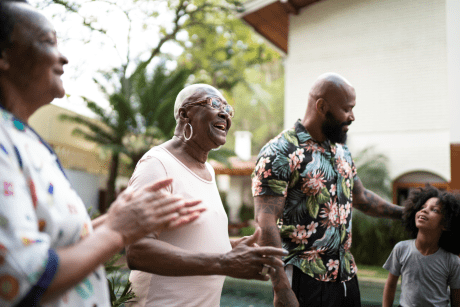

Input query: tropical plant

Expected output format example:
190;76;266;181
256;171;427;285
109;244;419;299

351;146;409;265
105;253;136;307
60;63;190;210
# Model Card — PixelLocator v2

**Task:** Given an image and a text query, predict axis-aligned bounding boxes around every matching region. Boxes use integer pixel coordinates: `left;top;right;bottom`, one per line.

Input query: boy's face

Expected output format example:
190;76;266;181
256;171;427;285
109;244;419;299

415;197;445;231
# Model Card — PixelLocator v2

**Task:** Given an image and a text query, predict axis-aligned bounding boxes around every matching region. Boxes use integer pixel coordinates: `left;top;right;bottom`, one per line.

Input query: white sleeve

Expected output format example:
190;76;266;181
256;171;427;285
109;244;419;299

0;126;57;306
128;154;171;193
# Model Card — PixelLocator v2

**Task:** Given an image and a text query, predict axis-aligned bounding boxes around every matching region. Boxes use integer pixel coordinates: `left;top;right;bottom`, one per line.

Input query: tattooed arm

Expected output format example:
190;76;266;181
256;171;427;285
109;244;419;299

352;176;403;220
254;195;299;307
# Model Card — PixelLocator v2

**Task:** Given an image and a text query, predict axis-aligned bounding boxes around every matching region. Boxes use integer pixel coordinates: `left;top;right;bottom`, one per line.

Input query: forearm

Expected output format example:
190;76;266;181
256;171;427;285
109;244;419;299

126;238;225;277
41;224;124;302
382;282;397;307
91;214;107;229
354;189;403;220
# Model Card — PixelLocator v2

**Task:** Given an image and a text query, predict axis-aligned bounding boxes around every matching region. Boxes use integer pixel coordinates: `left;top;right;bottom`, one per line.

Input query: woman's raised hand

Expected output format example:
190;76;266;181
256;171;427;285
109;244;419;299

105;178;204;246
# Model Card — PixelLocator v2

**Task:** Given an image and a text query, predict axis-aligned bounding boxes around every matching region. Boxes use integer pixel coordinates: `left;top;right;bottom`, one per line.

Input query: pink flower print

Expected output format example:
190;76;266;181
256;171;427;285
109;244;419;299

289;225;308;244
301;171;326;196
344;235;352;251
352;165;357;177
306;221;318;236
3;181;13;196
288;148;304;172
345;202;351;215
336;157;352;179
326;259;339;271
330;184;336;196
263;169;272;178
339;206;347;224
302;247;327;261
320;199;340;227
318;274;331;282
259;157;271;171
252;176;263;196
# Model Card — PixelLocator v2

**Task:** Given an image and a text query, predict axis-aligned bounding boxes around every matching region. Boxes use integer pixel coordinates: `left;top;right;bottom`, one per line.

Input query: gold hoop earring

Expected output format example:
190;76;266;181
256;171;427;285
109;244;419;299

184;123;193;141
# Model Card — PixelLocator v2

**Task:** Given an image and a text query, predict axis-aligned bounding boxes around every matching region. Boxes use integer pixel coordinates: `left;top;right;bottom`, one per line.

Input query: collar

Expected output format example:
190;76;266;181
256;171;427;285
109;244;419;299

0;101;68;178
293;119;332;149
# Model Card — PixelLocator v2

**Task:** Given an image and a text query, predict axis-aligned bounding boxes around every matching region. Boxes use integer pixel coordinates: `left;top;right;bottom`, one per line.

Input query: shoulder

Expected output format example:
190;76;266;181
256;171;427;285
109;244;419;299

393;240;414;254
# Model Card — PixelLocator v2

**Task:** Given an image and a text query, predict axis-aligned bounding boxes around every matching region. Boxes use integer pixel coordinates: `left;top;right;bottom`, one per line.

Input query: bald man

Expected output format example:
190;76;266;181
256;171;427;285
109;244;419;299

252;73;403;307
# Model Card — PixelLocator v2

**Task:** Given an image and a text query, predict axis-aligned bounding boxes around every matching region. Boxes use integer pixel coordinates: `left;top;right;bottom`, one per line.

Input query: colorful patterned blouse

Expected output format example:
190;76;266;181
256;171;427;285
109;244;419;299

252;120;359;283
0;107;110;306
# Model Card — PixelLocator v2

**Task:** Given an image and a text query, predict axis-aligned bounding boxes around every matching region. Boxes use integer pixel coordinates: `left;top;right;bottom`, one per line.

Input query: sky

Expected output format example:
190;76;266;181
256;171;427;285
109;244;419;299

30;0;187;117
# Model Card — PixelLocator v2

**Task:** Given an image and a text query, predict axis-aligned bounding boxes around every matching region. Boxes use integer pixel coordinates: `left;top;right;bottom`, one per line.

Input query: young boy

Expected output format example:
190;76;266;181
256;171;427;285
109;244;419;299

382;185;460;307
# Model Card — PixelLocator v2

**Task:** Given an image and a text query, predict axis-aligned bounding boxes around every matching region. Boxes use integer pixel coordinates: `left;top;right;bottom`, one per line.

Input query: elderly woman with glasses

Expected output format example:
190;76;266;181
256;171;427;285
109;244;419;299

0;1;204;306
125;84;287;307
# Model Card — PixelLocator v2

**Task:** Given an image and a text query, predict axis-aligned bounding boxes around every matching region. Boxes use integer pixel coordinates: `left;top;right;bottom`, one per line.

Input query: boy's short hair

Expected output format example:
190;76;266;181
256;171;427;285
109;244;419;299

402;185;460;255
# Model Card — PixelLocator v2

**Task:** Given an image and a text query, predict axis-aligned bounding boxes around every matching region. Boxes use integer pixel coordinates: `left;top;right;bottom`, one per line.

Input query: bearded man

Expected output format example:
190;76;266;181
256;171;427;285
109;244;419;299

252;73;403;307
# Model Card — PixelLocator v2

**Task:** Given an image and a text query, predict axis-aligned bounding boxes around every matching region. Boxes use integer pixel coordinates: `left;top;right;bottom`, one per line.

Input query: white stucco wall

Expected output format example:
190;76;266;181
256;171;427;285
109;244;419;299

447;0;460;143
285;0;451;180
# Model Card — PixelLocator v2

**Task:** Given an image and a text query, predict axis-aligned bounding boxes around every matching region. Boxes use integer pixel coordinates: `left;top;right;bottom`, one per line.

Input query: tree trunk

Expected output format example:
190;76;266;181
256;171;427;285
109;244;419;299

103;153;119;214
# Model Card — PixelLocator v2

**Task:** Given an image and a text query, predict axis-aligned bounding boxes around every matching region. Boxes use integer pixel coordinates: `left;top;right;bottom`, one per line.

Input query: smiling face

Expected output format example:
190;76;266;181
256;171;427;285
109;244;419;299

182;85;232;149
0;3;68;110
415;197;445;232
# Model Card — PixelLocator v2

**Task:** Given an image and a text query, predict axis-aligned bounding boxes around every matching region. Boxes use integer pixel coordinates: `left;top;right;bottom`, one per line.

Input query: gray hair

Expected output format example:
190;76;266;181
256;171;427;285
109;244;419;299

173;84;223;122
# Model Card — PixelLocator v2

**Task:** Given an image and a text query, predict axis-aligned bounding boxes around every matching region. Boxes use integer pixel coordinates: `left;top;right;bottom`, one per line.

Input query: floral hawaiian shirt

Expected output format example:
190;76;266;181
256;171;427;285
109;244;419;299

252;120;359;283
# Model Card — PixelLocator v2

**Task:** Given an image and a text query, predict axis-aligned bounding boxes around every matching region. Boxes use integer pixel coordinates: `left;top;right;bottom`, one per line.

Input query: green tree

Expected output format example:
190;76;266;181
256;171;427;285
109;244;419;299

44;0;277;208
224;60;285;155
351;147;408;265
60;63;190;210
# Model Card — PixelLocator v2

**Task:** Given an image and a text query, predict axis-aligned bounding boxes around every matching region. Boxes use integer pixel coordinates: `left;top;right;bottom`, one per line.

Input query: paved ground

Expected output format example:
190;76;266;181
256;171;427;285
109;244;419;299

220;276;402;307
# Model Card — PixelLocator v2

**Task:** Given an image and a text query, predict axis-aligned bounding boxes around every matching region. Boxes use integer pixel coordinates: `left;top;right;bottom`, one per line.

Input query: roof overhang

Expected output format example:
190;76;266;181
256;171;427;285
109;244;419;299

240;0;321;54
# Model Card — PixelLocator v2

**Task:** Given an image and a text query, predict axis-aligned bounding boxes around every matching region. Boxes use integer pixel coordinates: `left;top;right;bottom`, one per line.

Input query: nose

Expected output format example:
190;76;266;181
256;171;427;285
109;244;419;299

349;110;355;122
59;51;69;66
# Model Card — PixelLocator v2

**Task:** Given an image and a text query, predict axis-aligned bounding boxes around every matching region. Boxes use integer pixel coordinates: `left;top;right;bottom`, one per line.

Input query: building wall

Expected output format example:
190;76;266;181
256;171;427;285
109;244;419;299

285;0;450;180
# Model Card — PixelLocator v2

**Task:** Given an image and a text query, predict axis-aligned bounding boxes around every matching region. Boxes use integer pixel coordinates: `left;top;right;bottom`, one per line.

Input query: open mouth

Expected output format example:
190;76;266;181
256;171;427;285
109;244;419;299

214;123;226;131
417;215;427;221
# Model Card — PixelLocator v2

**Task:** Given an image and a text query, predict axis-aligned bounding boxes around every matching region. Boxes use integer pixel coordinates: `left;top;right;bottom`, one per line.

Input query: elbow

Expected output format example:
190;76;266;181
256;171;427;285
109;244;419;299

125;245;139;271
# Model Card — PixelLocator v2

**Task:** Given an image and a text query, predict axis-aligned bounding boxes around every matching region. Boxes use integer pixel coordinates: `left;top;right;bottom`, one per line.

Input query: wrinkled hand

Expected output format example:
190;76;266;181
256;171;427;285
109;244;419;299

106;178;204;246
221;228;287;281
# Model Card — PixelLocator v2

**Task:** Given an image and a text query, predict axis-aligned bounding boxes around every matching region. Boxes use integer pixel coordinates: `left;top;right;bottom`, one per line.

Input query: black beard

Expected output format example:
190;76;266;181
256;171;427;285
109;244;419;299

321;112;351;144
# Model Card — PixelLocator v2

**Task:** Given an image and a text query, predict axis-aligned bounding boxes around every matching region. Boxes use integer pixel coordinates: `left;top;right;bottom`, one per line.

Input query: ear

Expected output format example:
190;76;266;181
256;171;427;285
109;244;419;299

178;107;190;123
0;50;10;71
316;98;328;116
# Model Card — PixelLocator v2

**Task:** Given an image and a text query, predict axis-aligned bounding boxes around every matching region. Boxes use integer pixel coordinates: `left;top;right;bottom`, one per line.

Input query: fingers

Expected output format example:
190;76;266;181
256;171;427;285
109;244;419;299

144;178;173;192
241;227;260;246
153;197;186;217
260;256;284;268
169;211;201;229
255;246;289;258
183;199;202;207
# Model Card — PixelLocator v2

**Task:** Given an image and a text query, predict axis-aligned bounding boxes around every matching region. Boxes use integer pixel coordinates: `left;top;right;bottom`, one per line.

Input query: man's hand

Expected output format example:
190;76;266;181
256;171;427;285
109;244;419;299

220;228;287;281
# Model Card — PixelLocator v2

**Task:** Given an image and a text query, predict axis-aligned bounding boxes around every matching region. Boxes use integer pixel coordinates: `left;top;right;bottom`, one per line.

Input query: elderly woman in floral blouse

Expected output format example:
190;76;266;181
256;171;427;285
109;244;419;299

0;1;202;306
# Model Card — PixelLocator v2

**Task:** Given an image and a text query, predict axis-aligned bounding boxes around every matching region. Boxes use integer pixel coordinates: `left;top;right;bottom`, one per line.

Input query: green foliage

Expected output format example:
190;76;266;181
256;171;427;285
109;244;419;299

239;226;255;236
105;254;136;307
219;191;230;216
351;147;409;265
224;60;284;155
238;203;254;222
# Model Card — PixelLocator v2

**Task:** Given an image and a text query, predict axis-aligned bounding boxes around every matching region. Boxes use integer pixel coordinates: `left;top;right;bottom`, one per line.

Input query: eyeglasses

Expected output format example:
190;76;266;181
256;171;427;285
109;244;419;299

185;97;235;118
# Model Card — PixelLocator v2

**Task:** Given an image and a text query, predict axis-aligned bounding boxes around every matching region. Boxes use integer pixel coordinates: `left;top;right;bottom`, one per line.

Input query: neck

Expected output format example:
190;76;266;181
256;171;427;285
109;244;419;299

415;230;442;256
0;80;38;123
301;115;326;143
170;135;209;165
